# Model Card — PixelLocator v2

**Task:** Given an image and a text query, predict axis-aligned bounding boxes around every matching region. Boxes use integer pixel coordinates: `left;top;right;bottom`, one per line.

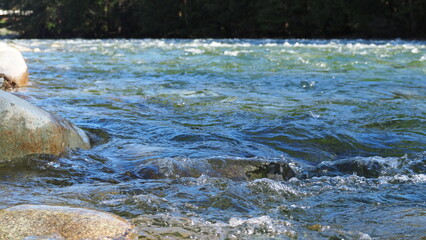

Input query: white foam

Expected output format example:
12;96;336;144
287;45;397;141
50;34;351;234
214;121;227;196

249;178;302;197
223;51;240;56
229;215;273;227
184;48;204;54
381;174;426;184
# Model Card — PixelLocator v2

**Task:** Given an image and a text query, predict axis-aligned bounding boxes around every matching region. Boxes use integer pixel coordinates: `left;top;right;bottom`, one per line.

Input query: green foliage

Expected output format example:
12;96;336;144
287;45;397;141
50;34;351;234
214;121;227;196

3;0;426;38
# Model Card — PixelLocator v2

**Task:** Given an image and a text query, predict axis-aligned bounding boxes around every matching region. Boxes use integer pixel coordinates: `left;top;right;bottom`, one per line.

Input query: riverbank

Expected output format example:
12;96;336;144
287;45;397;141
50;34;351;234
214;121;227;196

0;27;18;38
4;0;426;39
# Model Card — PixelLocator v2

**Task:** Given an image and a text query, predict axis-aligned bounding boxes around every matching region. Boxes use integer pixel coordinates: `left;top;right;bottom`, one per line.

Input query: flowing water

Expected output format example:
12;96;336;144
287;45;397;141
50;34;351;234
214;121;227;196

1;39;426;239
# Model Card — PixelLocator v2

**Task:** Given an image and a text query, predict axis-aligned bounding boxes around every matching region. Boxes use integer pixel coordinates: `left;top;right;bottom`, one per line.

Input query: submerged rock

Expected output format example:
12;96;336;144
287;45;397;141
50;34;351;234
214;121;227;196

309;156;400;178
0;91;90;161
208;158;297;181
0;43;29;90
135;157;297;181
0;205;136;240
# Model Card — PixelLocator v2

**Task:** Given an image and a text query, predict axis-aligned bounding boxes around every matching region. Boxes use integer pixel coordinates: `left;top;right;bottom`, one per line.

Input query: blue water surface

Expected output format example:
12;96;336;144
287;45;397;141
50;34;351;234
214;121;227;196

1;39;425;239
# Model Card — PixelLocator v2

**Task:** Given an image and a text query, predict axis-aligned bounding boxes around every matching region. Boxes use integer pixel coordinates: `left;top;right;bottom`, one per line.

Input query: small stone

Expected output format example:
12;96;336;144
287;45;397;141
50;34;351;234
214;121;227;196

307;224;330;232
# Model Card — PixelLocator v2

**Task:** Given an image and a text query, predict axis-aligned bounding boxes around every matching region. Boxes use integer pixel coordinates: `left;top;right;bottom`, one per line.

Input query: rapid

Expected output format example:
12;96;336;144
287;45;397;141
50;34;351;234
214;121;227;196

1;39;425;239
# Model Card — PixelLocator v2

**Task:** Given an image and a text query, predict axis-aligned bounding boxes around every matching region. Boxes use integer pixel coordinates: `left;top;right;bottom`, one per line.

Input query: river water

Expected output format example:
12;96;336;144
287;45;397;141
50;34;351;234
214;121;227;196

1;39;425;239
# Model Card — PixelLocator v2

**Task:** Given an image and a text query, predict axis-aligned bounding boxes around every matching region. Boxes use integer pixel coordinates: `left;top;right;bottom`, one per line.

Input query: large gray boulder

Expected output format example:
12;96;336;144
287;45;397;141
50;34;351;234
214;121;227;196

0;91;90;161
0;43;29;90
0;205;136;240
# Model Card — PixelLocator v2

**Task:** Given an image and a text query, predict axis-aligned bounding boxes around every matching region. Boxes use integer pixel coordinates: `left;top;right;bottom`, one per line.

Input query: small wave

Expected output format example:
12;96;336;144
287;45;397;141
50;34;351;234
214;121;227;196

310;156;401;178
308;152;426;179
133;214;297;239
228;215;295;236
184;48;204;55
248;178;303;198
380;174;426;184
131;212;376;239
7;39;426;55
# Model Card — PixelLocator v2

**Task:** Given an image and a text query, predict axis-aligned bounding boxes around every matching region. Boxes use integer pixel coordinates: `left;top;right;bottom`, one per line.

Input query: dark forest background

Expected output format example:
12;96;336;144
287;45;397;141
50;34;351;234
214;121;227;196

1;0;425;39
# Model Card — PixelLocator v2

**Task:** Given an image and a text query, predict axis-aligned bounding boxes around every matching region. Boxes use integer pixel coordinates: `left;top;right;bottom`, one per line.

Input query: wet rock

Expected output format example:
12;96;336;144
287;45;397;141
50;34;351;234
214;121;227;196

245;161;296;181
0;91;90;161
310;156;400;178
0;205;136;240
134;158;297;181
208;158;296;181
136;165;164;179
0;43;29;90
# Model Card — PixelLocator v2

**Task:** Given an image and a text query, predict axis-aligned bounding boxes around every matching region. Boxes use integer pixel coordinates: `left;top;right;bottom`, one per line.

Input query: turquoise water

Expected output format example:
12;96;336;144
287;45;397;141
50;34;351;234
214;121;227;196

2;39;426;239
